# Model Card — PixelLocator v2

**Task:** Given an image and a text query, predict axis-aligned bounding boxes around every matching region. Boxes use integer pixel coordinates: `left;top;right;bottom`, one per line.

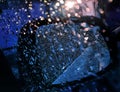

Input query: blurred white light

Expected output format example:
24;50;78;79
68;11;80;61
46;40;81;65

75;13;78;17
27;15;31;18
60;0;64;4
48;18;52;22
55;2;60;7
65;1;75;9
84;37;89;41
67;13;71;17
77;0;82;4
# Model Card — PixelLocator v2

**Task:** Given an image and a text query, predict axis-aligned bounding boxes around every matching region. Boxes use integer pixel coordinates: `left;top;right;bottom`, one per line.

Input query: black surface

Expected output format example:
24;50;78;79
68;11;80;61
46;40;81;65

0;50;20;92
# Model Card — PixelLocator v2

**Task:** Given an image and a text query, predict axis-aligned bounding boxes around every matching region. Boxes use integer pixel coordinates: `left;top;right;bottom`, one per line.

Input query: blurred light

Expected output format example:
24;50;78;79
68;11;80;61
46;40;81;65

67;13;71;17
48;18;52;22
77;0;82;4
65;1;75;9
27;15;31;18
56;18;60;21
84;28;90;31
86;8;90;12
99;8;104;14
60;0;64;4
108;0;113;3
55;2;60;7
84;37;89;41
